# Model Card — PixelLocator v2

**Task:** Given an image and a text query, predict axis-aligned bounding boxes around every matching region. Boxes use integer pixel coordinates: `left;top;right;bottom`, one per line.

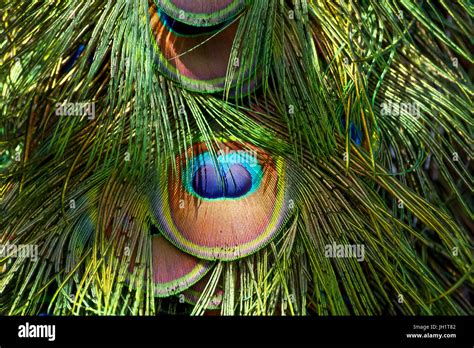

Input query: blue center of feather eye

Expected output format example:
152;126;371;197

192;164;252;199
185;151;263;200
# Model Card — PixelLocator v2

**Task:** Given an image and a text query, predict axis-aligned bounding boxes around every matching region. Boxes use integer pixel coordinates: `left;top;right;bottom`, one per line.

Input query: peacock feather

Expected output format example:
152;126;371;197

0;0;472;316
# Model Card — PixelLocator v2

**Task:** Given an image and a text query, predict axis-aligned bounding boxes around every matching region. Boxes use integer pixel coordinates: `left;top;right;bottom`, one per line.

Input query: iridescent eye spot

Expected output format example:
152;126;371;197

185;151;263;201
149;1;258;94
192;164;252;199
150;141;291;261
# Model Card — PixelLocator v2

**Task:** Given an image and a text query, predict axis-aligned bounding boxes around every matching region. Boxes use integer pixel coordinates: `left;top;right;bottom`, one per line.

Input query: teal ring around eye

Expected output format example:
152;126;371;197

183;151;263;201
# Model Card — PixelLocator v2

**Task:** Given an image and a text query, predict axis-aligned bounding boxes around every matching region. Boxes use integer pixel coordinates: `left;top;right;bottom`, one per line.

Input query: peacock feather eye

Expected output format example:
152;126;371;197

116;230;213;298
150;234;213;297
150;140;291;261
149;1;258;93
